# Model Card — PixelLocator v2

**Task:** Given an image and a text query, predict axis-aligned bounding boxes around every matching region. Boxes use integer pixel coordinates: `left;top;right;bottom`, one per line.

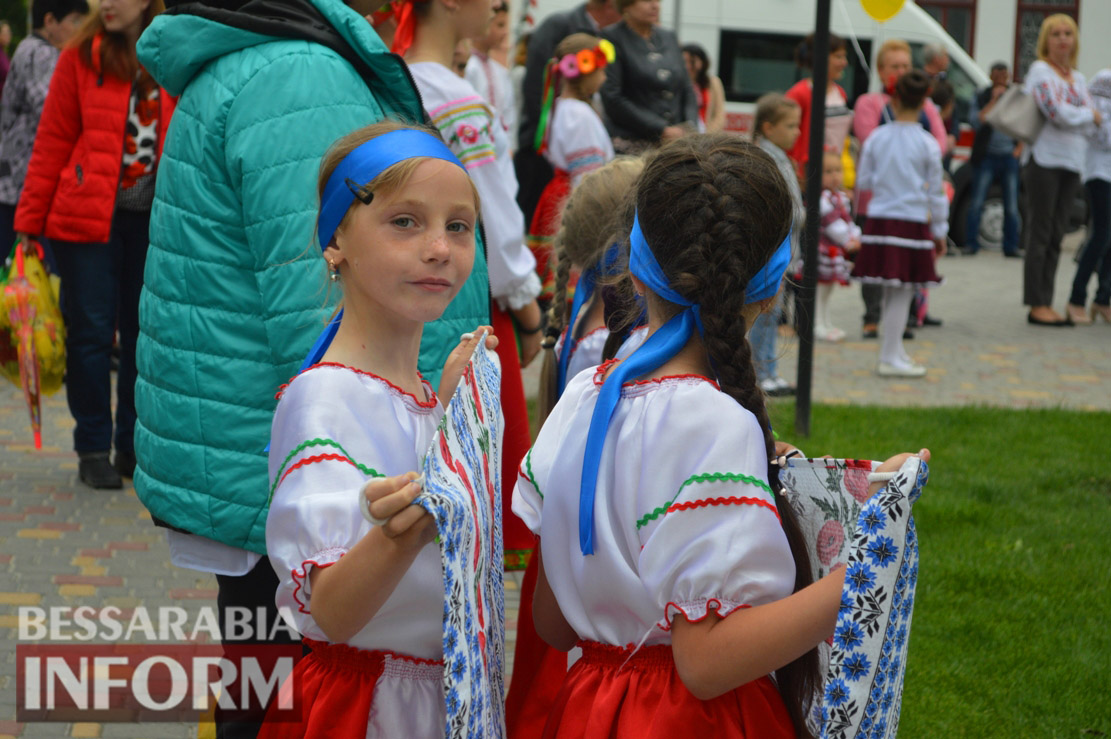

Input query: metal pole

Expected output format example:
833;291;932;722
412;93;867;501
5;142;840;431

795;0;832;438
672;0;681;35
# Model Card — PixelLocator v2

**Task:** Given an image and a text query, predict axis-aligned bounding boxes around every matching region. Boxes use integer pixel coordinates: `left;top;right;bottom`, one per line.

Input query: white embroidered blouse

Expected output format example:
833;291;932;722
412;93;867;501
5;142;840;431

513;363;796;647
545;97;615;187
266;363;445;657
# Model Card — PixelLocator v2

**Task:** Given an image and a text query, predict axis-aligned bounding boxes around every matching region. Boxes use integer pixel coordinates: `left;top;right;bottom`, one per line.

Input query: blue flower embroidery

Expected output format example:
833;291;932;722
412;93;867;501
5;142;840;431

846;561;876;593
835;622;865;651
842;651;872;681
824;678;850;707
860;508;885;535
866;535;899;567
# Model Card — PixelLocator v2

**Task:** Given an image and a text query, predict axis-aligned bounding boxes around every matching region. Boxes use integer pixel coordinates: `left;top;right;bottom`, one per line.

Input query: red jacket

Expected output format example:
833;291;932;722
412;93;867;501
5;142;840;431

15;36;174;244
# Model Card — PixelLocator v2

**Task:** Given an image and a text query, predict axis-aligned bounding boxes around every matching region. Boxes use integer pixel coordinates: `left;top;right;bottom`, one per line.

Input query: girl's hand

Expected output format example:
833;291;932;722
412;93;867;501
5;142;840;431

772;441;805;468
511;300;543;368
438;327;498;405
867;448;930;497
934;237;947;258
361;472;437;549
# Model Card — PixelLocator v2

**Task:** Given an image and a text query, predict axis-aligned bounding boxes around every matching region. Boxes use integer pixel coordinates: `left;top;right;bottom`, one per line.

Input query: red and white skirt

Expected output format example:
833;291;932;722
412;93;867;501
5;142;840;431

541;641;795;738
851;217;943;288
257;639;443;738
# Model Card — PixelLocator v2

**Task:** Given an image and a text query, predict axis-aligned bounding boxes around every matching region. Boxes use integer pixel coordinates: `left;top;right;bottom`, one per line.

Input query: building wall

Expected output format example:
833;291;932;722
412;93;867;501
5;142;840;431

971;0;1109;79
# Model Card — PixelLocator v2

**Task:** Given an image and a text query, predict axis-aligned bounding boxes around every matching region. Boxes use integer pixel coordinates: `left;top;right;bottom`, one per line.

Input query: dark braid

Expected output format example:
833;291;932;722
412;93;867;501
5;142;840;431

637;134;819;738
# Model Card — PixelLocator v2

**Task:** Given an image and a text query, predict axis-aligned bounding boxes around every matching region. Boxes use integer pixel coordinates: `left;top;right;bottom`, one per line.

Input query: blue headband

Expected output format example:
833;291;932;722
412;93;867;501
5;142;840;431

557;242;621;393
316;129;466;250
575;212;791;555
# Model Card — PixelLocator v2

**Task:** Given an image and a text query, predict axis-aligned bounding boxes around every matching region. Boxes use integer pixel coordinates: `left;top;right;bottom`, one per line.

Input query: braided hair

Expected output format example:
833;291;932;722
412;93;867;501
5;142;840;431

537;157;644;425
635;133;819;737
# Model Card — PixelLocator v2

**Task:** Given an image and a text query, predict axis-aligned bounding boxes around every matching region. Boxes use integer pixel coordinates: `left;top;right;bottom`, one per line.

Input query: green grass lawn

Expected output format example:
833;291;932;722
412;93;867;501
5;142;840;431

768;402;1111;737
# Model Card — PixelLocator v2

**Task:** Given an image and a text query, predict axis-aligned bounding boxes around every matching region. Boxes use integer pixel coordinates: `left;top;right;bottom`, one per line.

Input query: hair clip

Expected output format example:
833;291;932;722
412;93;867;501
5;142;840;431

345;178;374;206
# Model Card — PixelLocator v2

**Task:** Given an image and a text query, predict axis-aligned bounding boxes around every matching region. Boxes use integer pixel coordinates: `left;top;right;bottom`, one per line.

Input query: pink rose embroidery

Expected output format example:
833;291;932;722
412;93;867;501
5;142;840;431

844;460;871;503
817;519;845;567
457;124;480;145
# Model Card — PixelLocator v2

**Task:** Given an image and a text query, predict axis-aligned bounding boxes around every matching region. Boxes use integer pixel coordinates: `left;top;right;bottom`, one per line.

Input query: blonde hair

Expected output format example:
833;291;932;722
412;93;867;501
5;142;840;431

536;157;644;424
317;120;481;246
752;93;800;141
876;39;911;72
1036;13;1079;69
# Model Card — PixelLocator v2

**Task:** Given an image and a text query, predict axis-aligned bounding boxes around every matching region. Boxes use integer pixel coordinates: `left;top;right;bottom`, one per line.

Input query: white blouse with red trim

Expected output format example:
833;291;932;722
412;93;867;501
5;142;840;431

513;364;795;647
266;363;445;659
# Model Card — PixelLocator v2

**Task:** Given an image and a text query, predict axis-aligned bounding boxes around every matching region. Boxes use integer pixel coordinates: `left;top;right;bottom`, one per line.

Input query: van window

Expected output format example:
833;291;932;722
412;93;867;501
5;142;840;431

718;30;872;106
909;43;977;128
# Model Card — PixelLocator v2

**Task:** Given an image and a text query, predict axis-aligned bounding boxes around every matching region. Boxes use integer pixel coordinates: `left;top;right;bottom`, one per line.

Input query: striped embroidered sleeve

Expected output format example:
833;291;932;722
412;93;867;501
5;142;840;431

511;447;543;535
428;95;498;170
637;411;795;630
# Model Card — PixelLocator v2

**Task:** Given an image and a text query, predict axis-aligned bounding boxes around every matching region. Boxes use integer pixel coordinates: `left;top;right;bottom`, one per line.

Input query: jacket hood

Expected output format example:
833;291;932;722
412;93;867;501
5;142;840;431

137;0;422;121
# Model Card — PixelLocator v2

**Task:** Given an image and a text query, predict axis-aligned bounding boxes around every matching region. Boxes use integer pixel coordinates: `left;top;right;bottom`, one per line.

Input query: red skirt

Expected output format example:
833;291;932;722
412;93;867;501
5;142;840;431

542;641;795;738
851;217;943;288
527;169;571;305
257;639;443;738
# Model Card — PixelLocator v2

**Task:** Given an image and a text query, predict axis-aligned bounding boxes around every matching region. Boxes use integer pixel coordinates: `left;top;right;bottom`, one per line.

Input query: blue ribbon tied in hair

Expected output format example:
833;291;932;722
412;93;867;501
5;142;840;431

576;212;791;555
557;242;622;393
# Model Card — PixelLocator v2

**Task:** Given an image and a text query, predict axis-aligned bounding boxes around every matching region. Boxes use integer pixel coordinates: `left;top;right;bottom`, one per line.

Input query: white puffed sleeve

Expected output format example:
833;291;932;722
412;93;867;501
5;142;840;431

265;368;436;622
636;407;796;630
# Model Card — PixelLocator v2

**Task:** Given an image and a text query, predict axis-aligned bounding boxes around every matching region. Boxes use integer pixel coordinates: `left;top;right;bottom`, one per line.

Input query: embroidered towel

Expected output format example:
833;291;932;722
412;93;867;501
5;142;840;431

779;456;928;739
416;336;506;739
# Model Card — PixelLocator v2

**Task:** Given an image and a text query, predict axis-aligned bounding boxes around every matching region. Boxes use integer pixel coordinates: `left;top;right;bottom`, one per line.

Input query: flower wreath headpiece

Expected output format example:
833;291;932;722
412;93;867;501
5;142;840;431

534;40;617;154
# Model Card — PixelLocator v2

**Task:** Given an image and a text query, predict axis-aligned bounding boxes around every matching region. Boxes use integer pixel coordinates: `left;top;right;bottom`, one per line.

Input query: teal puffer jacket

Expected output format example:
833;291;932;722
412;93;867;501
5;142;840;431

134;0;490;554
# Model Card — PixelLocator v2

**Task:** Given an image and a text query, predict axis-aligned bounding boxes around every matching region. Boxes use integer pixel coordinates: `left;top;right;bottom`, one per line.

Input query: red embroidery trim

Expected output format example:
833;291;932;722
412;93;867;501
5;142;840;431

666;496;781;523
659;599;751;631
278;453;354;488
277;362;438;408
290;558;340;615
590;357;719;389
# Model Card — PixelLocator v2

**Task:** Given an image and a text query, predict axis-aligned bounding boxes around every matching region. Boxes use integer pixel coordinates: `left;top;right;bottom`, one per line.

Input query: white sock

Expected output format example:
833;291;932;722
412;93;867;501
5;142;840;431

880;285;915;367
816;283;836;334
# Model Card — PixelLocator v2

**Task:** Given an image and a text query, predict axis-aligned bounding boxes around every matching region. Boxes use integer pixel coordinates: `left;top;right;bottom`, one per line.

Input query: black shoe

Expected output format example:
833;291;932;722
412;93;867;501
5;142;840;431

961;246;979;256
1027;312;1072;327
903;329;915;340
114;451;136;479
862;324;879;339
920;315;943;327
79;453;123;489
1003;251;1022;259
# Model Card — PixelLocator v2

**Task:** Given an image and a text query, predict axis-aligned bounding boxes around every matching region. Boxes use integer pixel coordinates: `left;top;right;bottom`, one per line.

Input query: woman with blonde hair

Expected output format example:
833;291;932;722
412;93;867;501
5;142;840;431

1022;13;1101;326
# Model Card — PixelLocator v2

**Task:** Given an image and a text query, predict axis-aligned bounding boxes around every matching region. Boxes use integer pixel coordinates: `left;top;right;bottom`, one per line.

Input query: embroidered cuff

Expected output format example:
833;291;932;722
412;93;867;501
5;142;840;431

289;547;346;614
658;597;748;631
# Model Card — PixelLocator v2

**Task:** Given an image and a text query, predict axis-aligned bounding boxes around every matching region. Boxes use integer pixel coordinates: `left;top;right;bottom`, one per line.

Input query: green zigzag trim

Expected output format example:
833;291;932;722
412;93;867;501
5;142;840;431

635;472;774;530
269;437;384;502
524;449;543;500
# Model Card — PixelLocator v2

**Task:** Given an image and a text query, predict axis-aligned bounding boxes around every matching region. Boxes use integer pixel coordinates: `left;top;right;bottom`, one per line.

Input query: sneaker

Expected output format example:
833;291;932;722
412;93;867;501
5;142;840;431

876;361;927;378
862;324;878;339
78;452;123;489
815;326;845;342
759;377;796;397
114;450;136;479
774;377;797;396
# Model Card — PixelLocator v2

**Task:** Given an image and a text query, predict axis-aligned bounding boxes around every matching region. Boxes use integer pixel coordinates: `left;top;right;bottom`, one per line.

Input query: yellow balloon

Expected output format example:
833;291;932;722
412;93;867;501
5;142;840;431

861;0;905;22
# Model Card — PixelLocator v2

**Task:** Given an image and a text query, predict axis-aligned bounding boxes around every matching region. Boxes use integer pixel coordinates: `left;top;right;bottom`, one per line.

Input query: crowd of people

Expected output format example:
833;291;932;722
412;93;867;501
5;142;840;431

0;0;1103;736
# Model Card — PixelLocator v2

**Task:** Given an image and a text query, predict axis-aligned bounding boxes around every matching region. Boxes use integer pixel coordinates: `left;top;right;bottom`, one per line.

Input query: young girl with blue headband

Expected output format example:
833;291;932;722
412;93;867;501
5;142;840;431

262;121;497;737
513;134;927;738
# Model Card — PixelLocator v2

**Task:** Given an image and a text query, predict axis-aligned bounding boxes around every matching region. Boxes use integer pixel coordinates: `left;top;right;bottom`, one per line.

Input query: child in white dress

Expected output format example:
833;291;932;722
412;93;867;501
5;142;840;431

529;32;617;303
539;157;643;423
514;133;926;739
815;149;861;342
262;122;496;738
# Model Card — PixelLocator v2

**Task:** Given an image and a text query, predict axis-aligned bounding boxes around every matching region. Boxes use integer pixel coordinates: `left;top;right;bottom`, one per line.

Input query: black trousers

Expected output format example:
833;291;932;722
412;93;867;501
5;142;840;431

214;557;300;739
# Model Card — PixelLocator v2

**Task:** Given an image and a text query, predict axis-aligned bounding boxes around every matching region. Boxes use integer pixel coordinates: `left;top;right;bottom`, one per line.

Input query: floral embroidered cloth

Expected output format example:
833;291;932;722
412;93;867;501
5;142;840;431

416;337;506;738
779;456;929;739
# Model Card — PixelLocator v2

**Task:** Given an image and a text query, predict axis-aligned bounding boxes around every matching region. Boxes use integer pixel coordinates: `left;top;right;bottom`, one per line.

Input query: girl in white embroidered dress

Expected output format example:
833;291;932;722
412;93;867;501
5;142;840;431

262;121;496;738
513;134;928;738
539;157;643;424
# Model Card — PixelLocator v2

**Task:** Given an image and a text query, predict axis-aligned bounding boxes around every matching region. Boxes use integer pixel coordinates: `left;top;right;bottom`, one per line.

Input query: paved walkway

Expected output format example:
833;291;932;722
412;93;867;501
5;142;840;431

1;233;1107;738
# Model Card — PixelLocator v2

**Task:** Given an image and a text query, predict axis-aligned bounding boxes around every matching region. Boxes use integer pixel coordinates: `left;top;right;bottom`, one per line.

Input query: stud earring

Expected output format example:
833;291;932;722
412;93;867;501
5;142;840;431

329;260;339;282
